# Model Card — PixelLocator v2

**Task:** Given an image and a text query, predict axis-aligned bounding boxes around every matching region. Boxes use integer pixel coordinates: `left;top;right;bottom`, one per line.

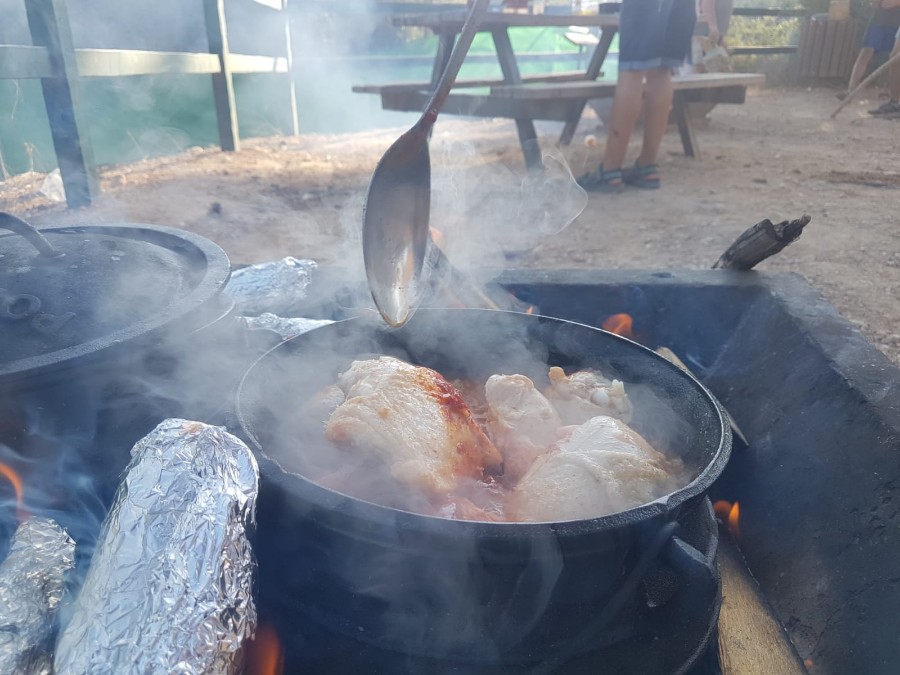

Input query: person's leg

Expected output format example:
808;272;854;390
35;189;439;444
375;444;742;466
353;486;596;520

871;37;900;115
891;37;900;102
636;67;675;171
601;70;646;171
848;47;875;92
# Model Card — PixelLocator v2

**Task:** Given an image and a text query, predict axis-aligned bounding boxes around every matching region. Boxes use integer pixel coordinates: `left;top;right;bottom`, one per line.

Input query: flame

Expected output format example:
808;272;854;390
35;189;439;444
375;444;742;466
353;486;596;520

429;226;445;249
246;623;284;675
0;461;27;522
713;500;741;538
525;305;535;315
602;313;634;339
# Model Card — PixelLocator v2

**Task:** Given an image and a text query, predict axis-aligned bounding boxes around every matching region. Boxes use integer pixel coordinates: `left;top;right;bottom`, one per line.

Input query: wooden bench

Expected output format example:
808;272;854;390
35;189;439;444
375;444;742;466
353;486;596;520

490;72;765;155
355;71;764;163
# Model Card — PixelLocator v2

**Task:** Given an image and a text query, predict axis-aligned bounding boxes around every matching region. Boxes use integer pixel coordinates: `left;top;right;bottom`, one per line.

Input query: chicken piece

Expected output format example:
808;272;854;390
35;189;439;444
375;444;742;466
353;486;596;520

325;357;502;494
545;366;633;425
437;496;503;522
484;374;561;481
507;416;683;522
302;384;346;423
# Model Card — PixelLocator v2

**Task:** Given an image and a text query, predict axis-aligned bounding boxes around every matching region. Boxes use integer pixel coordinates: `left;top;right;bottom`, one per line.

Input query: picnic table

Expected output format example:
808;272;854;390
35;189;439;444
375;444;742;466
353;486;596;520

354;10;763;168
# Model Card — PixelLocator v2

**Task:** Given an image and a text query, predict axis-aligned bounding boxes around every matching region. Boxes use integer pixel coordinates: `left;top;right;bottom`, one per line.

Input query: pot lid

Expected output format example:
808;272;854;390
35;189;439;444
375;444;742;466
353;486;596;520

0;214;230;378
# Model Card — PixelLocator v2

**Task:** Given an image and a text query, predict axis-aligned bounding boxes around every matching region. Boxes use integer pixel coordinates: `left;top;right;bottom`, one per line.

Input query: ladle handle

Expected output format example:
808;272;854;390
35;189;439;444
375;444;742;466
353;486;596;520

420;0;492;129
0;212;64;258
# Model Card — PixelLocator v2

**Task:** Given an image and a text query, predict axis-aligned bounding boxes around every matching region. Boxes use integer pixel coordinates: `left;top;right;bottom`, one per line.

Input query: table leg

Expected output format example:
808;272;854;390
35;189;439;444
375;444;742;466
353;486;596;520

430;31;456;90
673;91;699;157
516;120;543;170
491;28;543;170
558;26;617;146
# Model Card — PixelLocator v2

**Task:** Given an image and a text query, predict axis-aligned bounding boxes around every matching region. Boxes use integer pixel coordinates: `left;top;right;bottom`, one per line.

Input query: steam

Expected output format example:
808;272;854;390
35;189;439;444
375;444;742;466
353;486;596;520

430;138;588;280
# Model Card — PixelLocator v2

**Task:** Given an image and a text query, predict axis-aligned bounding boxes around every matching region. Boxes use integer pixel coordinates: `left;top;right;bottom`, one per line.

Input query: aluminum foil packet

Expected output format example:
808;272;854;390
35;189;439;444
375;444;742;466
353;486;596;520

225;256;317;315
240;312;333;341
0;517;75;675
54;419;259;675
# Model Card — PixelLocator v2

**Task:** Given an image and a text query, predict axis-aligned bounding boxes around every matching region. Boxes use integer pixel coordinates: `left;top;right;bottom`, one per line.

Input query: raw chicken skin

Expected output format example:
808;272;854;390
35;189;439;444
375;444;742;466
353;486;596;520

507;416;682;522
545;366;633;425
326;357;502;494
484;374;561;480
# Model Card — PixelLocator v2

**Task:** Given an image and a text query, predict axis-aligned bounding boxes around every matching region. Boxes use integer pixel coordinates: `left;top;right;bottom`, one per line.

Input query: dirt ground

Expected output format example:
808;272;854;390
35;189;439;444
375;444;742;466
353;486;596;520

3;85;899;365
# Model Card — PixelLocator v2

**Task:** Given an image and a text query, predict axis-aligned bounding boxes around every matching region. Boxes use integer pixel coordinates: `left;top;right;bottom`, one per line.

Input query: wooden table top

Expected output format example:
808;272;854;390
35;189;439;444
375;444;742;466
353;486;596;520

392;10;619;31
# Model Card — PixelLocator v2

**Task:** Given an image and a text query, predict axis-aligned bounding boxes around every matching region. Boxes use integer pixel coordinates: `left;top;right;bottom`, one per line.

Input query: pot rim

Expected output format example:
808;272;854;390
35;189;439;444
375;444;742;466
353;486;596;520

0;223;230;380
236;308;732;538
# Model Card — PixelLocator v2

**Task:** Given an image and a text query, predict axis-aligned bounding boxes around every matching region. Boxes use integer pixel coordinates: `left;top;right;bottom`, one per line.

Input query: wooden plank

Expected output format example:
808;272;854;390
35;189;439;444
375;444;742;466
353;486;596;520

76;49;220;76
838;20;860;79
809;17;826;78
828;21;847;78
795;19;811;78
717;533;808;675
682;85;747;105
381;89;577;121
392;11;619;31
352;70;591;95
24;0;98;208
0;45;54;79
229;53;289;74
204;0;239;152
249;0;284;9
834;20;852;79
730;46;798;56
820;19;837;79
491;73;764;100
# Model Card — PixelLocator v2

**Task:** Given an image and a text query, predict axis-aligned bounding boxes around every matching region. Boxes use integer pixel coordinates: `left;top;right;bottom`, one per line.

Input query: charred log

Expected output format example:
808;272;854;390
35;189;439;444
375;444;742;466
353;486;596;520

713;215;811;271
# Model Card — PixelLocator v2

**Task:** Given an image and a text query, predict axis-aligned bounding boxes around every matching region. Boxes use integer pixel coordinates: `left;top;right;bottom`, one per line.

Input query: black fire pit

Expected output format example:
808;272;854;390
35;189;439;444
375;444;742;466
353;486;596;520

4;260;897;675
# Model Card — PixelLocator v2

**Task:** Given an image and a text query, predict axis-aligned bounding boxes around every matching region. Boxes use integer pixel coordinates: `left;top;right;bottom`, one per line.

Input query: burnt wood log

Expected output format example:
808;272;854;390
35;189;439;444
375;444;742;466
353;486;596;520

717;531;809;675
713;215;811;271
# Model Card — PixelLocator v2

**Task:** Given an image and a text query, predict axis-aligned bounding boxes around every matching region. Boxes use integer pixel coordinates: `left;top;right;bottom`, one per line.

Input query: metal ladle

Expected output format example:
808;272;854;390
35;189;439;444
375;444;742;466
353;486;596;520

362;0;491;327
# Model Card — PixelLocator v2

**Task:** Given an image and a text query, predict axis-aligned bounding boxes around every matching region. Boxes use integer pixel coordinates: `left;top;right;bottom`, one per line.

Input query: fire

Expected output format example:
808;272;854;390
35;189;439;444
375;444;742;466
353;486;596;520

429;226;445;248
0;461;27;522
245;623;284;675
602;313;634;339
713;500;741;538
525;305;535;315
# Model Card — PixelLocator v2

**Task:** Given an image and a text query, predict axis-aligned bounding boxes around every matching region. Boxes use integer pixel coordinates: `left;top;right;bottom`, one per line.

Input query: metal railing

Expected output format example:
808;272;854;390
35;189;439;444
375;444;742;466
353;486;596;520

1;0;297;207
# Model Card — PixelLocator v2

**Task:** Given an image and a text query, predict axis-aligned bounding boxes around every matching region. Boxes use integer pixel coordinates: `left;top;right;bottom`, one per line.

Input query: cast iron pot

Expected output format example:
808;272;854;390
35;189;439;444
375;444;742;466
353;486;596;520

0;214;231;387
0;215;234;552
236;308;731;668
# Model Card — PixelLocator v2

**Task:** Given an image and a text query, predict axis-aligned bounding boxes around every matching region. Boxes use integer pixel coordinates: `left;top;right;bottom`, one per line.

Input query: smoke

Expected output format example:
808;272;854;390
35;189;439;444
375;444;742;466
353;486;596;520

430;137;587;277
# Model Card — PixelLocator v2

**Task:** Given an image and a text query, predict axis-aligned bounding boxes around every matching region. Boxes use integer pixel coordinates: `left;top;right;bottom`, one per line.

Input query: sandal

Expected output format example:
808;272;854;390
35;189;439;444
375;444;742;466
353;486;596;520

623;162;661;190
577;164;625;193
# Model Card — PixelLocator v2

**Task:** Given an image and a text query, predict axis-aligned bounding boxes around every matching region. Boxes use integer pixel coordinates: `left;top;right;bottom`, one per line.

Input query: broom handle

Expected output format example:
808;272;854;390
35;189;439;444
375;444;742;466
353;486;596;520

831;48;900;119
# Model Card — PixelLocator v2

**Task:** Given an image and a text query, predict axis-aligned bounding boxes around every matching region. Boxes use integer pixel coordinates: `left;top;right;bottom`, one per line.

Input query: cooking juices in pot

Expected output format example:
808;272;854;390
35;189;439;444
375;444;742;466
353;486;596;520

283;353;690;523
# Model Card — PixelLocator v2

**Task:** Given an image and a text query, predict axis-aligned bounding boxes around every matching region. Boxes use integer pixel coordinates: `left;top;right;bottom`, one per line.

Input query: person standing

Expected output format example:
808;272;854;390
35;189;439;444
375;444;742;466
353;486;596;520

870;25;900;115
689;0;734;73
838;0;900;100
578;0;696;192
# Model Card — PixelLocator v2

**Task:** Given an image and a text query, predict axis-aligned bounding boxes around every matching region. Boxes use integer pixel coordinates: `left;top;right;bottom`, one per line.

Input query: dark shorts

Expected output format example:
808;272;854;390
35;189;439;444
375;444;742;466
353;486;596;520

619;0;697;71
864;23;898;54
